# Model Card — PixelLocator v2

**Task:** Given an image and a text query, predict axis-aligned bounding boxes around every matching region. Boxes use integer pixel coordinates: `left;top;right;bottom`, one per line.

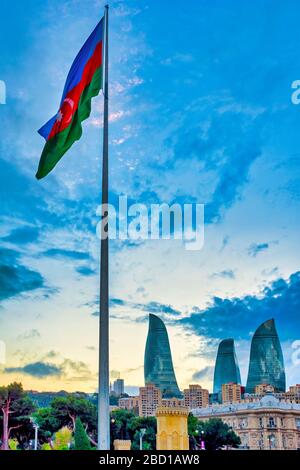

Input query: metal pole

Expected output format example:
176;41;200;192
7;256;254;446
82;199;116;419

34;425;38;450
140;428;146;450
98;4;109;450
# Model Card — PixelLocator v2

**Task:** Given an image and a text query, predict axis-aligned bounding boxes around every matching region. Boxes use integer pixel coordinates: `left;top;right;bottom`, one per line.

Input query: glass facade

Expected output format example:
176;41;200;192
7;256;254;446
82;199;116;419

213;338;241;394
144;313;182;398
246;319;286;393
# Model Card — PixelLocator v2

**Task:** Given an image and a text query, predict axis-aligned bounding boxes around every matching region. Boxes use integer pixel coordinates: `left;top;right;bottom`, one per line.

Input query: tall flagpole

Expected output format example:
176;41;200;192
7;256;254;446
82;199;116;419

98;4;109;450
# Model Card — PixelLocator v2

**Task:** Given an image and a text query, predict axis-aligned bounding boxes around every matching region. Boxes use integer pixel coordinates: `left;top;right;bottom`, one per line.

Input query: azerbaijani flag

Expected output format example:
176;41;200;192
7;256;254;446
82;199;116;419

36;19;104;179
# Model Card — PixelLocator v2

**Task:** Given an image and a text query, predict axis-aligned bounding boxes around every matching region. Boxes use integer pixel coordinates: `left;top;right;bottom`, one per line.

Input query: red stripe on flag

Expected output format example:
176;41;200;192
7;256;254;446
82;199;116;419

48;41;103;141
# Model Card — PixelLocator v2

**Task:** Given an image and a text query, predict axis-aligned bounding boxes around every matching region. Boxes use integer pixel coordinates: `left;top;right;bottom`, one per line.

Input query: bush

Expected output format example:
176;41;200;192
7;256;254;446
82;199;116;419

8;438;19;450
53;426;72;450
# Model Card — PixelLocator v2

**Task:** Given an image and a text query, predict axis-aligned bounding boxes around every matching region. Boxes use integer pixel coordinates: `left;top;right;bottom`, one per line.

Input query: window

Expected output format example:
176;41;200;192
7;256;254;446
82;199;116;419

269;417;275;428
259;417;263;428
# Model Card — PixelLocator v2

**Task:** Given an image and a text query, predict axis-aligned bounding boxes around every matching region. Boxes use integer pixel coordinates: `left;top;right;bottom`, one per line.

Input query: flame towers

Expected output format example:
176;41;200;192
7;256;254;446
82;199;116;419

144;314;182;398
246;319;286;393
213;339;241;394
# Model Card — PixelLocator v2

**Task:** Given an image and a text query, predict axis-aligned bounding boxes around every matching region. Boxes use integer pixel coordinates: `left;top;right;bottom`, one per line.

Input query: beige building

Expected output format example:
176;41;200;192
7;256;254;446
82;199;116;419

162;397;185;408
118;396;139;413
288;384;300;394
222;383;242;404
139;384;162;417
118;385;186;417
243;384;300;405
254;384;275;394
283;385;300;404
192;394;300;450
184;384;209;409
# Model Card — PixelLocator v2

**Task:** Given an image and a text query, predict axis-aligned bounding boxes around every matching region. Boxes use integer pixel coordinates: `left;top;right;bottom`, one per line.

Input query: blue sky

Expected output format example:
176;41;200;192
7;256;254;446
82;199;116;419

0;0;300;393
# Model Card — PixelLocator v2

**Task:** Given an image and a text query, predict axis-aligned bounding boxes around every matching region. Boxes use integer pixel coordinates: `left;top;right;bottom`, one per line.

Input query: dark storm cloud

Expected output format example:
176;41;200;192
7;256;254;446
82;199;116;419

5;361;62;378
0;247;44;301
4;358;92;380
181;271;300;341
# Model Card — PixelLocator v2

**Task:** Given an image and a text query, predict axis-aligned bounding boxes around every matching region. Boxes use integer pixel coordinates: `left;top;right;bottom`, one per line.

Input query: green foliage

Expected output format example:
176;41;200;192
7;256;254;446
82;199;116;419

52;426;72;450
110;409;135;445
74;417;92;450
8;438;19;450
41;442;52;450
109;393;129;406
0;382;24;405
33;407;61;442
110;410;157;450
50;396;97;432
129;416;157;450
195;418;241;450
0;382;36;449
188;413;199;436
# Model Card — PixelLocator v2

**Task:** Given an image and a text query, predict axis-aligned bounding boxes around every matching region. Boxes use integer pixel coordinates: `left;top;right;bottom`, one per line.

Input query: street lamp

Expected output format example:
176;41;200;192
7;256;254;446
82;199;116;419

194;429;199;450
139;428;146;450
30;418;39;451
200;430;205;450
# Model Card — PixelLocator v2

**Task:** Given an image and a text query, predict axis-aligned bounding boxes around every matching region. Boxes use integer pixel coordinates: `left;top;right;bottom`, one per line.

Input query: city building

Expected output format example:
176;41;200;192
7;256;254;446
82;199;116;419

118;396;139;414
184;384;209;409
113;378;124;396
254;384;275;395
222;382;242;404
283;385;300;403
192;393;300;450
144;314;182;398
246;319;286;393
161;397;185;408
139;383;162;417
243;385;300;404
213;338;241;394
287;384;300;396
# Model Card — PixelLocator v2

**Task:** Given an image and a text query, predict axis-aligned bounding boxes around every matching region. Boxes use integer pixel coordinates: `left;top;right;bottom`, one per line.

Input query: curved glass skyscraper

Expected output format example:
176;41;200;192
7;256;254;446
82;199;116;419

144;313;182;398
246;319;286;393
213;339;241;394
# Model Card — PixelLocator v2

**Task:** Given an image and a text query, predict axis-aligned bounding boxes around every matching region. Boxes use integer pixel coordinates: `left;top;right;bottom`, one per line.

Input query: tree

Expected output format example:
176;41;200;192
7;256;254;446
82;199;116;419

196;418;241;450
33;407;61;444
74;417;92;450
110;409;135;447
52;426;72;450
0;382;35;450
110;410;157;450
188;413;200;450
50;396;96;434
128;416;157;450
